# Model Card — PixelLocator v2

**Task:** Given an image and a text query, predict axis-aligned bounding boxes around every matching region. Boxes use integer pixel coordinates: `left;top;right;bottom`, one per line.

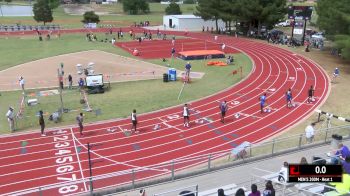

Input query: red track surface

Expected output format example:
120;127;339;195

0;29;329;195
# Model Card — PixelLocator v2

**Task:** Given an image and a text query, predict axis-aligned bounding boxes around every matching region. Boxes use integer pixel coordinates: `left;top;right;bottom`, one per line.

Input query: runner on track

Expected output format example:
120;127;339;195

183;104;190;127
131;109;138;133
307;85;315;103
219;100;228;123
259;93;267;113
286;88;293;108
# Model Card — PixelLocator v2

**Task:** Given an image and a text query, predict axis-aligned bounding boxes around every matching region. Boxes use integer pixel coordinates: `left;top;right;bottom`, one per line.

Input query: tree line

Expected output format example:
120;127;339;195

194;0;287;35
317;0;350;60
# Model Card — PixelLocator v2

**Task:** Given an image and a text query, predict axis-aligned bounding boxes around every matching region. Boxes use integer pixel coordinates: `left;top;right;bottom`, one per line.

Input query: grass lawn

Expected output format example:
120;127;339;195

0;3;197;28
0;33;252;134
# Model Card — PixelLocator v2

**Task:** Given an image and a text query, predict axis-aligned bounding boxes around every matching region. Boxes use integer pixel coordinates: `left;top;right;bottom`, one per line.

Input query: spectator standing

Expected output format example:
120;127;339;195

68;74;73;89
185;62;191;81
248;184;261;196
332;67;340;83
78;78;84;90
76;113;84;136
183;104;190;127
305;122;315;143
262;180;275;196
131;109;138;133
6;107;15;132
39;110;45;136
219;100;228;123
19;76;25;93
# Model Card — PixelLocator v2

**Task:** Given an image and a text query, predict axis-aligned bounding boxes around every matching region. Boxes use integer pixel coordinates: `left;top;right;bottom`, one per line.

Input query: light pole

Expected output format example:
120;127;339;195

57;63;64;113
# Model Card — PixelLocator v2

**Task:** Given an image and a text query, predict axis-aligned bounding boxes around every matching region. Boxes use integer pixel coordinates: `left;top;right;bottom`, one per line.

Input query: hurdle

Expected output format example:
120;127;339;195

315;109;350;129
316;110;350;123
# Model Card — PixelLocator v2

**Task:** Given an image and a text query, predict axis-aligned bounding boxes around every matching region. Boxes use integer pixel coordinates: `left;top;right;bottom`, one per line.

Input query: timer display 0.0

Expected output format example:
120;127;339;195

288;164;342;183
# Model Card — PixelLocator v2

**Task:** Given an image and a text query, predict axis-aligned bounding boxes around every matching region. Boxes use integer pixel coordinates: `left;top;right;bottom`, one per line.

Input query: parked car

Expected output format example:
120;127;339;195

311;32;326;40
276;20;291;27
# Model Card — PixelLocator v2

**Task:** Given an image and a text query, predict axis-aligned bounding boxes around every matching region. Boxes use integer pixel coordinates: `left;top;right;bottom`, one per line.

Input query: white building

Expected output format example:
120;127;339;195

163;15;225;31
160;0;183;4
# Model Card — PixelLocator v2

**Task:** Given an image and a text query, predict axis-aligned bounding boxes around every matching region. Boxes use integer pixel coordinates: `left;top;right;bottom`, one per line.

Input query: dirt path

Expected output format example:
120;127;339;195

0;50;168;91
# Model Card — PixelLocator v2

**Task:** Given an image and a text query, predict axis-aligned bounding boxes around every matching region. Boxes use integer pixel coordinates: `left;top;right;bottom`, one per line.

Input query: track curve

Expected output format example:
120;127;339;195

0;30;329;195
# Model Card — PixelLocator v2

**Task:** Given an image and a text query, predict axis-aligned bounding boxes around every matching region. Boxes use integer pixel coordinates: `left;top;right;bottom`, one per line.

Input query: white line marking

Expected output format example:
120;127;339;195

71;128;88;192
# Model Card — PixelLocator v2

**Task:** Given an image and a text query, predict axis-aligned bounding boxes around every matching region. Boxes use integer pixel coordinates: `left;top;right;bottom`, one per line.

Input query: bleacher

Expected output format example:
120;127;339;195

198;184;249;196
0;24;60;32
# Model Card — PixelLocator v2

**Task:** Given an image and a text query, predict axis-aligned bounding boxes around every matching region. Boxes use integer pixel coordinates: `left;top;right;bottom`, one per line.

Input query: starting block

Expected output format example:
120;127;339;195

153;124;161;130
107;128;117;133
263;108;271;113
195;119;205;124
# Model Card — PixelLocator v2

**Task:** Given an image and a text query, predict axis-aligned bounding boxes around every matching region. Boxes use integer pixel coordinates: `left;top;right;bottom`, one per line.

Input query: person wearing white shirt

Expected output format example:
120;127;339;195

131;109;138;133
183;104;190;127
221;43;226;52
6;107;15;132
305;122;315;143
19;76;25;93
278;161;289;183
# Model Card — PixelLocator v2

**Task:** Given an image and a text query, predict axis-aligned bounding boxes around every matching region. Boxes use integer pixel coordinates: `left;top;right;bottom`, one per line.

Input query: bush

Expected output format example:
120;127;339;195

165;1;182;15
82;11;100;24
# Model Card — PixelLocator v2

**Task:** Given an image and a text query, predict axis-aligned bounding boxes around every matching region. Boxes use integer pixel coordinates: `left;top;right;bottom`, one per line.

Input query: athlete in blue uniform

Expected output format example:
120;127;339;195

259;93;267;113
286;88;293;108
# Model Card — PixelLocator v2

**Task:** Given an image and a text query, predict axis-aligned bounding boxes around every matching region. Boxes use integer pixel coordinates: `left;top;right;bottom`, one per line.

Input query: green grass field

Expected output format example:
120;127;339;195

0;33;252;133
0;3;197;28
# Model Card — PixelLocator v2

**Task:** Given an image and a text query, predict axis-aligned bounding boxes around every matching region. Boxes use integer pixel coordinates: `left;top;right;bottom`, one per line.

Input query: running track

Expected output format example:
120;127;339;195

0;29;330;195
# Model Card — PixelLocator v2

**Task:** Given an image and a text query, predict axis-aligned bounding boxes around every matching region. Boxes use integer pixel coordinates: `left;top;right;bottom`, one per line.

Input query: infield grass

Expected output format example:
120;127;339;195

0;33;252;133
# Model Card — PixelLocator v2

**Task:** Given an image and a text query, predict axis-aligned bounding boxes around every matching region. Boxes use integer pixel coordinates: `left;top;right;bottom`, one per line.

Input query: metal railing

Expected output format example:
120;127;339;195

5;125;349;196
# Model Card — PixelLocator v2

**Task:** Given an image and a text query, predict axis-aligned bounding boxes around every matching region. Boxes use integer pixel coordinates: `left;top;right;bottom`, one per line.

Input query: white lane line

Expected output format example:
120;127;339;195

71;128;88;192
0;38;326;187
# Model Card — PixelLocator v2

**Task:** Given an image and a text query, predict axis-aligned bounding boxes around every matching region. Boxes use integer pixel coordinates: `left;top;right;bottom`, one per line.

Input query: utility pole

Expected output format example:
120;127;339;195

87;143;94;193
57;68;64;113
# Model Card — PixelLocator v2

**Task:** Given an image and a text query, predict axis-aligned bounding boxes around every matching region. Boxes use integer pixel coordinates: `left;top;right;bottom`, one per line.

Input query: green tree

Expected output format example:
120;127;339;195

82;11;100;24
317;0;350;60
48;0;60;10
4;0;12;3
238;0;286;35
165;1;182;15
195;0;224;32
122;0;150;15
33;0;53;25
